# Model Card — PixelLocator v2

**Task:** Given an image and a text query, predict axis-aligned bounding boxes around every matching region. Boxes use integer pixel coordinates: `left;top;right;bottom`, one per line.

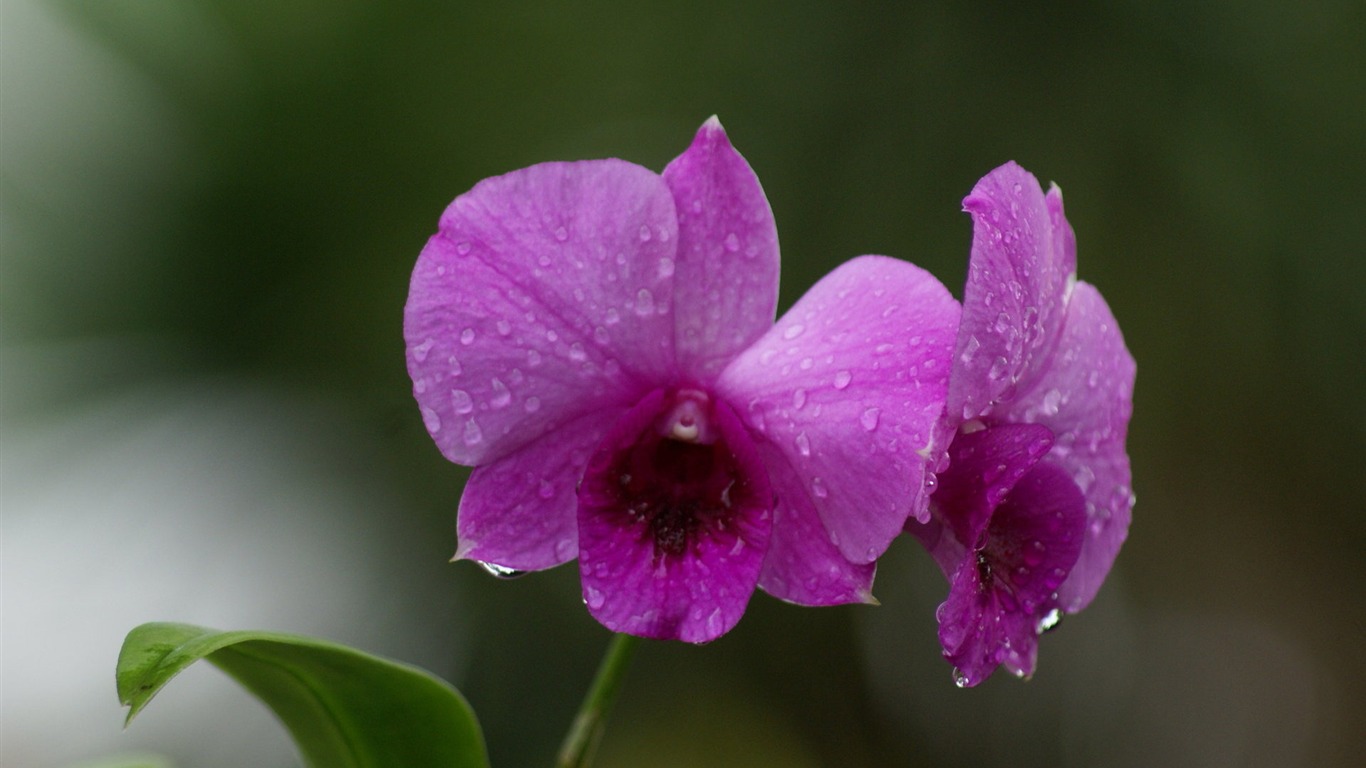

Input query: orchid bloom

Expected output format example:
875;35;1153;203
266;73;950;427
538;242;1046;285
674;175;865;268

908;162;1135;686
405;119;959;642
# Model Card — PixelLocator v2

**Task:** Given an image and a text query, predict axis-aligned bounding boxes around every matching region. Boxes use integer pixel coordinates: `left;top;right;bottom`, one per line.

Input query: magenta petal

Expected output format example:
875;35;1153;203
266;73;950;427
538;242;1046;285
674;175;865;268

405;159;679;466
577;391;773;642
938;460;1086;686
662;117;781;382
716;255;960;563
453;408;616;571
1007;282;1135;611
950;162;1074;424
922;423;1054;573
755;442;876;606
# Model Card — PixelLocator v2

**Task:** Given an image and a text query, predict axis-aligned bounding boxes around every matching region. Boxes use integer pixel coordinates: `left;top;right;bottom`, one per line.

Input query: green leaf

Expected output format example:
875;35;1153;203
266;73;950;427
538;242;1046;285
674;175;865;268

117;622;489;768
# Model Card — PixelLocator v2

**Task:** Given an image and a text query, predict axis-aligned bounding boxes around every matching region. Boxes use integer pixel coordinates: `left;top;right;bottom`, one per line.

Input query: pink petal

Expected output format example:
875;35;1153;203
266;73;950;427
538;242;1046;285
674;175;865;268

920;423;1055;570
454;408;617;571
754;441;876;606
1006;281;1135;611
716;255;960;564
939;459;1086;686
950;162;1074;424
405;159;679;466
576;392;773;642
662;117;781;382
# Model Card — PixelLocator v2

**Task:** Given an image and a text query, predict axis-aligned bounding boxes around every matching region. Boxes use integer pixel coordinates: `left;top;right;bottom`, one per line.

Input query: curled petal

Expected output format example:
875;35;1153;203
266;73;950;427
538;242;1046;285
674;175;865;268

1007;282;1135;611
577;393;773;642
755;442;876;606
405;159;678;466
950;162;1074;424
717;256;960;563
663;117;781;382
454;408;616;571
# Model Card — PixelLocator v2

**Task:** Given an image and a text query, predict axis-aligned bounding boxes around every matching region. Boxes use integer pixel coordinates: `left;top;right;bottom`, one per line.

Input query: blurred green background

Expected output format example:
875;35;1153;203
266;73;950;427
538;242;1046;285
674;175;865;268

3;1;1362;766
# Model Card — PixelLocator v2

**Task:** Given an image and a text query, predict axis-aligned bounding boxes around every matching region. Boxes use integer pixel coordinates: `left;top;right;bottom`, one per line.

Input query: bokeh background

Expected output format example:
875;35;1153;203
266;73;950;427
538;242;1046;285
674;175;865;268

4;1;1363;766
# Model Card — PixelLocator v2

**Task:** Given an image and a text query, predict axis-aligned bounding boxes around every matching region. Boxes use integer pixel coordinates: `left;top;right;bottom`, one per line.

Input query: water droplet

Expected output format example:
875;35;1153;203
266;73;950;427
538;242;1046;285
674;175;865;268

526;349;543;367
1087;370;1100;389
811;477;828;498
450;389;474;414
792;389;807;409
489;378;512;409
759;349;778;365
420;406;441;432
538;480;555;499
553;225;568;242
691;199;703;213
1037;608;1063;634
604;308;621;325
1040;388;1062;416
638;225;653;242
538;254;552;268
586;586;606;609
860;407;880;431
960;335;981;364
460;328;476;345
446;355;461;374
593;326;609;344
795;432;811;457
478;561;526;579
658;257;675;277
496;319;512;336
799;357;814;370
953;668;969;688
524;396;541;413
546;329;559;342
455;241;472;256
988;357;1009;382
569;342;587;362
881;305;898;318
724;232;740;252
412;338;435;362
833;370;852;389
555;538;575;560
634;288;654;316
783;324;805;340
463;419;483;446
414;379;428;395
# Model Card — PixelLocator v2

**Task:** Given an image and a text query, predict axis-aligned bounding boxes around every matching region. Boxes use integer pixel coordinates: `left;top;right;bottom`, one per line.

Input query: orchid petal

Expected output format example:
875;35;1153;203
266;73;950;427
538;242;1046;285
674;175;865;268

663;117;781;382
405;159;678;466
454;408;616;571
938;459;1086;686
915;423;1054;574
755;442;876;606
950;162;1074;424
1007;281;1135;611
577;393;773;642
717;255;960;563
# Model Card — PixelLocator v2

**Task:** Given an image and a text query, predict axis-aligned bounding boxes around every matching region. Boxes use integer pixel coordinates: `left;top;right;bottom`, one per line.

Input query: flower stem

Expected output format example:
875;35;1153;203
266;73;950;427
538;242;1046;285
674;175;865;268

555;633;640;768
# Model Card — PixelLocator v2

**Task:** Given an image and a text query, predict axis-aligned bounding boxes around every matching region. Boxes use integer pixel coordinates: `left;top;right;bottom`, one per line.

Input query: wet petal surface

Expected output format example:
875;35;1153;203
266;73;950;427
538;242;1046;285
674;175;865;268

663;118;780;382
717;255;959;563
405;159;678;466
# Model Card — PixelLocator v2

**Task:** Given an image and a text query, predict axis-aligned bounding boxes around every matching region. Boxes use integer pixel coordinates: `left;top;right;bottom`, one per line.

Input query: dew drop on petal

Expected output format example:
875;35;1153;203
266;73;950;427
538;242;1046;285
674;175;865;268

811;477;828;498
833;370;852;390
724;232;741;252
605;308;621;325
960;335;981;364
593;326;610;344
450;389;474;415
420;406;441;433
478;561;526;579
586;586;606;609
538;480;555;499
953;668;969;688
796;432;811;457
524;396;542;413
783;324;805;340
635;288;655;316
792;388;807;409
638;225;653;242
489;378;512;409
988;357;1009;382
555;538;575;560
412;338;435;362
569;342;587;362
455;241;472;256
658;257;675;278
553;226;568;242
526;349;543;368
460;328;476;345
496;319;511;336
860;407;880;431
463;419;483;446
1037;608;1063;634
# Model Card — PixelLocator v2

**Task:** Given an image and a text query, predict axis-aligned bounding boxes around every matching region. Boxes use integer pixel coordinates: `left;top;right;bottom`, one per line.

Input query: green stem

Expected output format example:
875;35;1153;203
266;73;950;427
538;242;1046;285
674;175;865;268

555;633;641;768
